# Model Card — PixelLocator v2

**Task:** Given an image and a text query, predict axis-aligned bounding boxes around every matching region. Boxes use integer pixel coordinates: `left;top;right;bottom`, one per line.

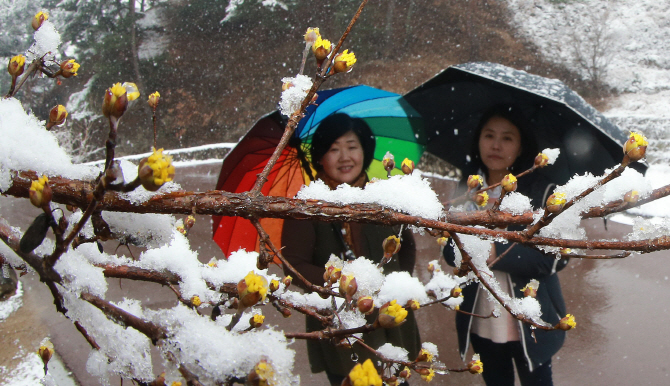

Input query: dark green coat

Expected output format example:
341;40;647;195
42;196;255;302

282;219;421;376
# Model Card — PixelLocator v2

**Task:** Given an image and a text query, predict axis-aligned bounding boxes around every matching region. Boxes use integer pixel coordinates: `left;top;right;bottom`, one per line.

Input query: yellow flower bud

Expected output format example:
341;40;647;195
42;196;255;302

32;11;48;30
249;314;265;328
122;82;140;102
280;307;292;318
467;174;483;189
59;59;80;78
376;300;408;328
436;237;448;247
333;49;357;73
357;296;374;315
138;148;176;191
467;354;483;374
417;368;435;382
474;191;489;207
560;248;573;255
534;153;549;167
416;348;434;363
191;295;202;307
339;274;358;299
37;339;54;370
102;83;127;119
450;286;462;298
207;257;218;267
312;37;332;61
556;314;576;331
406;299;420;311
148;91;160;109
624;190;640;203
237;271;268;310
521;279;539;298
347;359;382;386
501;173;517;192
382;235;401;258
247;359;275;386
623;131;648;162
382;151;395;172
185;215;195;229
323;265;342;285
269;279;280;293
401;158;415;175
29;175;51;208
7;55;26;78
304;27;320;45
546;192;567;213
282;275;292;288
47;105;68;129
398;366;411;380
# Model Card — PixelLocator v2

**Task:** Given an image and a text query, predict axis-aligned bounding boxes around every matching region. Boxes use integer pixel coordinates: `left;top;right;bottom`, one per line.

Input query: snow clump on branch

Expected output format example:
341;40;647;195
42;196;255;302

296;172;444;220
279;74;313;116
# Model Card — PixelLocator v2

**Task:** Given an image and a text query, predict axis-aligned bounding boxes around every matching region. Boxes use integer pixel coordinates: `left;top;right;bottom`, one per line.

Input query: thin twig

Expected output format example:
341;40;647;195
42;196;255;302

451;234;556;331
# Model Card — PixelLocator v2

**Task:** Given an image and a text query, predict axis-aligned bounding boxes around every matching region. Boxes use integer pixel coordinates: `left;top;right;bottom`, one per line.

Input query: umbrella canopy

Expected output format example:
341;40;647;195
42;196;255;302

213;85;426;258
403;62;640;184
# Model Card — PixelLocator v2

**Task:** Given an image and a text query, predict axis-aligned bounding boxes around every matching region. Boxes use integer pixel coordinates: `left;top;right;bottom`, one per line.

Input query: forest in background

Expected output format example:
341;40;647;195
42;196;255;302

1;0;597;159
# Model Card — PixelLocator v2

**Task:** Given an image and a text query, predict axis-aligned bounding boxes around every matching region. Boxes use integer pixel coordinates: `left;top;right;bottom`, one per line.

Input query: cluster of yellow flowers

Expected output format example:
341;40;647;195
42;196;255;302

29;175;51;208
238;271;269;309
377;300;408;328
468;354;484;374
304;27;357;73
546;192;567;213
557;314;577;331
347;359;382;386
7;55;25;78
248;359;275;386
138;148;176;191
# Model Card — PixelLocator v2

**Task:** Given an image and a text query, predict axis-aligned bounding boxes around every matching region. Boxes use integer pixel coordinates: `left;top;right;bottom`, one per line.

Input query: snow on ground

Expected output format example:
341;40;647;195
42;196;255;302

1;350;77;386
506;0;670;163
0;281;22;322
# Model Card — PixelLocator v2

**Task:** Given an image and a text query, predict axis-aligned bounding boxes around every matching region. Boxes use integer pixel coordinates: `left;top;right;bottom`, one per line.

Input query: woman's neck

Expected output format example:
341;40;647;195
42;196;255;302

486;169;508;186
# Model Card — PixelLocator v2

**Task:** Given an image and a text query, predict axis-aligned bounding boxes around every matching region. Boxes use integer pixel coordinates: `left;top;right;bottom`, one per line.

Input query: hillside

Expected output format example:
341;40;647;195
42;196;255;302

29;0;596;159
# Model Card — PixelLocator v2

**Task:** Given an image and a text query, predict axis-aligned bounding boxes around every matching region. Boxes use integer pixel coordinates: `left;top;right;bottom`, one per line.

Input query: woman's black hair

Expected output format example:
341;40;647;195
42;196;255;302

309;113;376;175
464;104;538;180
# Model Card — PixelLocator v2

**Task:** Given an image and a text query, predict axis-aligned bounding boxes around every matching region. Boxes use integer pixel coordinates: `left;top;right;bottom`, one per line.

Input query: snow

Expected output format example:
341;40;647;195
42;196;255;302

0;98;98;192
377;271;429;305
507;0;670;164
0;280;22;321
279;75;313;116
296;173;443;220
376;343;408;362
27;20;61;62
542;148;560;165
1;350;77;386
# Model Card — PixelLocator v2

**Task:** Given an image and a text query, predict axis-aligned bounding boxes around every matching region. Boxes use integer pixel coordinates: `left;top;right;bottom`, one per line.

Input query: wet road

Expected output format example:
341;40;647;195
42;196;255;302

1;163;669;385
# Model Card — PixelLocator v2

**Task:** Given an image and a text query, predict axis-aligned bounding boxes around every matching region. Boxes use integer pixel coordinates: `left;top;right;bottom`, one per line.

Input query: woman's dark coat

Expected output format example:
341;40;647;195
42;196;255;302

443;173;568;371
283;219;421;377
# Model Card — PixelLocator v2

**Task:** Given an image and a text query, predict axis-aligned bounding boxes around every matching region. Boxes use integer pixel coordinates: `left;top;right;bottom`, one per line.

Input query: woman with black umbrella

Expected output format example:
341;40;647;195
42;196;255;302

443;105;568;386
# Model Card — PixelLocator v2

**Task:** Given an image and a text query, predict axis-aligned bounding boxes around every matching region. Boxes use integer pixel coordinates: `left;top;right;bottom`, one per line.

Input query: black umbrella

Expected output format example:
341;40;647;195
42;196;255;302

403;62;643;184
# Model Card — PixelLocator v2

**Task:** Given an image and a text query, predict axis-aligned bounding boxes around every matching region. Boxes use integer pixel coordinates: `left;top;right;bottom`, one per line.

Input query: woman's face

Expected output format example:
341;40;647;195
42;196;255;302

320;130;365;185
478;116;522;174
